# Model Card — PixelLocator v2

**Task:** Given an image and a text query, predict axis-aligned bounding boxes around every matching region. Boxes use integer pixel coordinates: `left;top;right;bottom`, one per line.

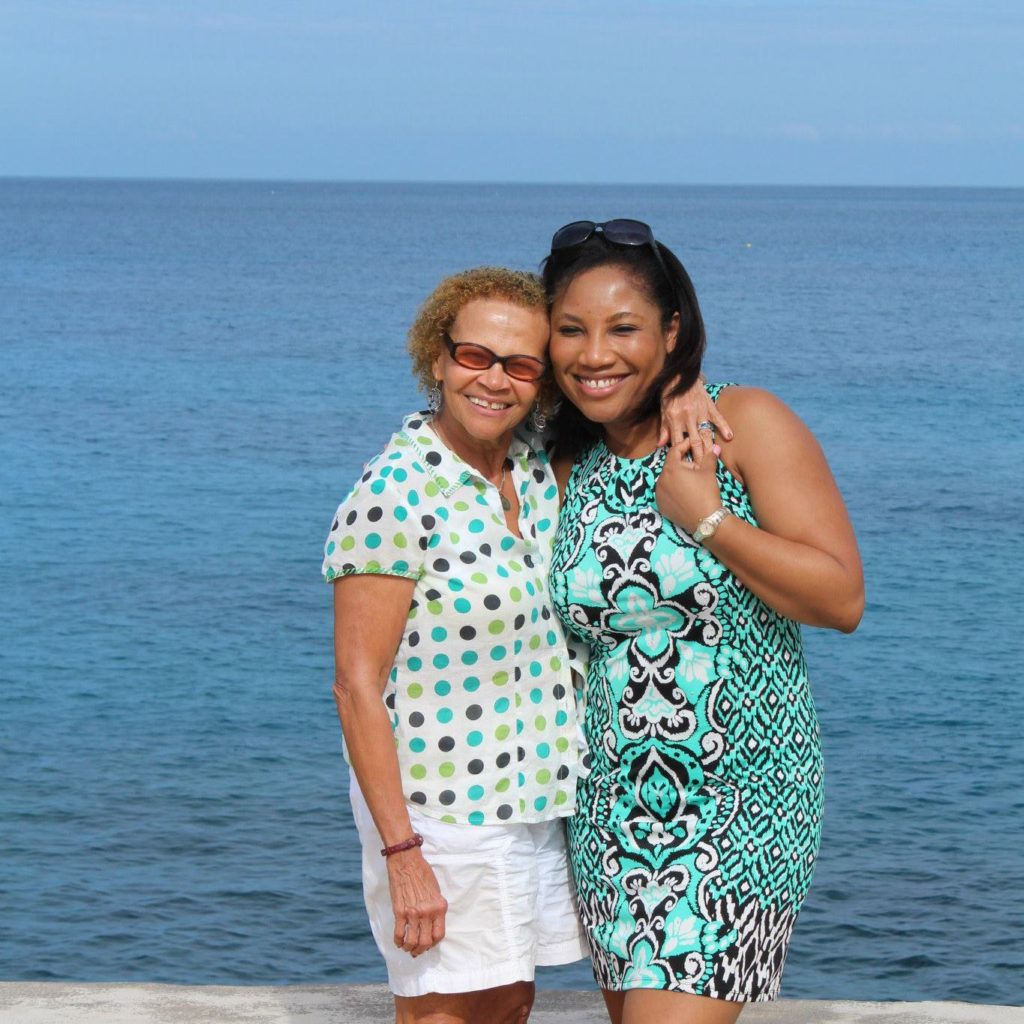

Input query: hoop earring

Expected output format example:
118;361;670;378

428;384;442;414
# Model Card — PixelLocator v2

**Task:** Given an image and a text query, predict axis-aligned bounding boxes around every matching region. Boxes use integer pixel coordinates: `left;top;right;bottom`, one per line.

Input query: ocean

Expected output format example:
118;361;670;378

1;179;1022;1004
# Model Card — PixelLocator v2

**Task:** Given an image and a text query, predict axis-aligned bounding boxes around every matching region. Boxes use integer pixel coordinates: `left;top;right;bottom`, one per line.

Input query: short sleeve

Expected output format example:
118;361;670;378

322;456;426;583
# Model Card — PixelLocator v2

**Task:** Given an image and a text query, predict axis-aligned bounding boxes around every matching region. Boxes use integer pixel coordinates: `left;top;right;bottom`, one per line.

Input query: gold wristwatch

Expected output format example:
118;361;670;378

693;507;729;544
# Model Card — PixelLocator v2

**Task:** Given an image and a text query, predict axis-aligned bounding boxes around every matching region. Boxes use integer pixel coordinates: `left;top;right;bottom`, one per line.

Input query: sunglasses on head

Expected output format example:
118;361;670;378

443;333;547;383
550;218;672;287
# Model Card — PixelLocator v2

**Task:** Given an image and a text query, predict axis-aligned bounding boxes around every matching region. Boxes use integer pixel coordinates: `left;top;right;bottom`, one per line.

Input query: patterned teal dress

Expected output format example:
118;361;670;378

549;385;823;1001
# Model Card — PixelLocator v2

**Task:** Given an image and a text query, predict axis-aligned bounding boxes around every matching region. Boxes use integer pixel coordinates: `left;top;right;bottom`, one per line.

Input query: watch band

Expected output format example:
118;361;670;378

693;506;729;544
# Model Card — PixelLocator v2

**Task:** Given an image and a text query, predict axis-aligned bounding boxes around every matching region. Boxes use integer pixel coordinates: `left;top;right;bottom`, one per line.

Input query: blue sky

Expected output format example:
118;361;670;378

1;0;1021;185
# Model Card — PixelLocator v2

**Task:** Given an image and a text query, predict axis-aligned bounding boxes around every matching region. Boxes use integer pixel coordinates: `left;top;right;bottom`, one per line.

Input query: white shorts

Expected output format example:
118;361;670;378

349;776;589;997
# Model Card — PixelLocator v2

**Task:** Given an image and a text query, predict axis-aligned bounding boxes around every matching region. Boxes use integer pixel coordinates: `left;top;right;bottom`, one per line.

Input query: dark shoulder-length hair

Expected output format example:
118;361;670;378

540;230;706;460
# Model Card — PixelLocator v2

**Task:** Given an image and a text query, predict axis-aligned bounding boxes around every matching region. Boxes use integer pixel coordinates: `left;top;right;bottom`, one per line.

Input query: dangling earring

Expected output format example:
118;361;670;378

428;384;442;414
527;404;547;432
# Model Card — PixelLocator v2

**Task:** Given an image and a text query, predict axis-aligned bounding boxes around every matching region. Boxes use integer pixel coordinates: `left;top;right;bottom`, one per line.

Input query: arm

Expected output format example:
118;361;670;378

658;376;734;467
655;387;864;632
332;574;448;956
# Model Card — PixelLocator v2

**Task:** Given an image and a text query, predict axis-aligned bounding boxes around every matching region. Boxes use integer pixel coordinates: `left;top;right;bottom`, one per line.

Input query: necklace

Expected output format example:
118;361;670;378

498;460;512;511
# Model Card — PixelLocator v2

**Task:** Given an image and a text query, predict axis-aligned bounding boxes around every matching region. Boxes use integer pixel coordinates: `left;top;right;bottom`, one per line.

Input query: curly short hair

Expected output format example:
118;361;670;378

408;267;549;394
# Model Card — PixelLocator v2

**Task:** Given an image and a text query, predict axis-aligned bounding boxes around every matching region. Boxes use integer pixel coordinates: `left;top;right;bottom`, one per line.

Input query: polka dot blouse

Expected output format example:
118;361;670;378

323;412;580;826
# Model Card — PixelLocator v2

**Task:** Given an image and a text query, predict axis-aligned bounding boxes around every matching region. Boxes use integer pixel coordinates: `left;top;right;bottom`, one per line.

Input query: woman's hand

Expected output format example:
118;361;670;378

387;848;448;957
656;441;724;536
658;377;733;468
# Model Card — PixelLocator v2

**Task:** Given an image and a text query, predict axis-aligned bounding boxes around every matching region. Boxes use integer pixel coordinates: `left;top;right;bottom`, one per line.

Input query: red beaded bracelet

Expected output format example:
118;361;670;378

380;833;424;858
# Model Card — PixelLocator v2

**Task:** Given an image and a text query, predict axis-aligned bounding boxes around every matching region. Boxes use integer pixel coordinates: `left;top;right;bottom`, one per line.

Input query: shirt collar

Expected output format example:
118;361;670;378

401;411;539;499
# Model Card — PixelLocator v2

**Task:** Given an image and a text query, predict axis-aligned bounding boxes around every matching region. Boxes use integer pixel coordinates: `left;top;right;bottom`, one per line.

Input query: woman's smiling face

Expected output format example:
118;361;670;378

549;265;679;439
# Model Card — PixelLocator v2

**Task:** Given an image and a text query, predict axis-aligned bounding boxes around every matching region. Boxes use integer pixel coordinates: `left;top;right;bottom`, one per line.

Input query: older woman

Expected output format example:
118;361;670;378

323;266;726;1024
543;222;864;1024
324;268;578;1024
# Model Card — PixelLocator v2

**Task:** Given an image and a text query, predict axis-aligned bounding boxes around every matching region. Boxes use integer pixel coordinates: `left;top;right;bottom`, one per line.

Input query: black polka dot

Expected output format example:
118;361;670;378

346;510;358;526
514;667;522;682
533;469;545;483
421;514;436;530
438;736;455;752
408;631;420;647
523;554;534;568
433;558;450;572
367;506;383;522
385;693;396;710
514;614;525;630
408;712;425;728
496;752;511;769
541;607;551;620
556;765;570;780
439;790;456;805
479;543;492;556
410;791;427;805
466;704;482;720
425;451;442;466
459;551;476;564
459;625;476;640
468;759;484;775
425;588;441;601
361;470;372;482
418;537;429;551
331;519;339;531
516;746;526;762
484;594;500;610
408;418;422;429
496;804;513;820
553;684;565;699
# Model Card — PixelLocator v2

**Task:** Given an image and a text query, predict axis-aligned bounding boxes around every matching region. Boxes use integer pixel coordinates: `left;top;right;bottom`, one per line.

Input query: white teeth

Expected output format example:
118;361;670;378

580;377;623;390
468;396;511;410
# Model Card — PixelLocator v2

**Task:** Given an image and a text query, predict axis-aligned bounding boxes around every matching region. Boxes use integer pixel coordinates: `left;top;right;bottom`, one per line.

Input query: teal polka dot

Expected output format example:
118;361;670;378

537;518;551;532
534;796;548;812
501;536;516;551
393;560;409;573
407;490;419;506
379;466;392;478
469;519;484;533
490;645;507;661
496;565;510;578
454;598;471;613
407;657;422;671
462;650;478;666
463;676;480;692
366;533;381;549
394;506;408;521
468;811;485;825
448;578;464;592
409;738;426;753
467;730;483;746
392;468;408;482
529;687;543;704
536;742;550;758
434;680;451;696
468;785;485;801
433;653;450;669
427;534;441;549
431;626;448;642
370;479;386;495
494;697;510;714
555;710;568;726
529;661;543;678
437;707;453;724
436;507;449;521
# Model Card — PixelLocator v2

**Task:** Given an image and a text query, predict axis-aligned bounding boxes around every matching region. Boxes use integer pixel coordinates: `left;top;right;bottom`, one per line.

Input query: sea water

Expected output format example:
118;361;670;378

1;180;1022;1003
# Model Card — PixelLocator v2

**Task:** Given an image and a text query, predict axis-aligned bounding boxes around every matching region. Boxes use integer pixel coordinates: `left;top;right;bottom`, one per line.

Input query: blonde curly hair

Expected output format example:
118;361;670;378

408;266;558;415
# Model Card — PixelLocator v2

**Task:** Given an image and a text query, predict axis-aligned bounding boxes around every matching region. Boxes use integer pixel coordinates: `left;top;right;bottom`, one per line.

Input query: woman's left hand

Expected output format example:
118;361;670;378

658;378;733;468
655;442;724;536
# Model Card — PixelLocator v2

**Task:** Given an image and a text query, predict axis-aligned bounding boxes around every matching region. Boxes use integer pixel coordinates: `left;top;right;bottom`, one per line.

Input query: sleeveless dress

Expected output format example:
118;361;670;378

549;384;823;1002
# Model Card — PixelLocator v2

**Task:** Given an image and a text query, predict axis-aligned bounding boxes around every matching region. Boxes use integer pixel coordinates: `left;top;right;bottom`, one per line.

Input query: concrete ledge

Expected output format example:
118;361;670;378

0;983;1020;1024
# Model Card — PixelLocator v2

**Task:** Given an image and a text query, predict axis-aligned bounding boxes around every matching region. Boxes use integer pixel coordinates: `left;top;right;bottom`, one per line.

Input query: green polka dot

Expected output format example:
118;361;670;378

492;670;509;686
424;481;440;497
454;500;469;511
509;587;522;601
529;636;541;650
509;560;522;572
495;777;510;792
340;536;356;551
410;764;426;780
488;620;503;635
471;572;487;585
427;600;443;614
555;737;569;752
495;724;511;740
439;762;455;778
534;715;547;730
394;534;407;549
554;790;568;805
407;683;423;698
536;768;551;784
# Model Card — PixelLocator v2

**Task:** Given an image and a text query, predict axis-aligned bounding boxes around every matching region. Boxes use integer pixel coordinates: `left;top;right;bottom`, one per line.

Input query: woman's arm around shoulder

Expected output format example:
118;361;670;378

658;386;864;632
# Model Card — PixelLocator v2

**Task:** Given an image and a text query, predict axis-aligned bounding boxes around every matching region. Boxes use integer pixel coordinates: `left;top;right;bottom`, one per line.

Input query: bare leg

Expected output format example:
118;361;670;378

621;990;744;1024
600;989;625;1024
394;981;536;1024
